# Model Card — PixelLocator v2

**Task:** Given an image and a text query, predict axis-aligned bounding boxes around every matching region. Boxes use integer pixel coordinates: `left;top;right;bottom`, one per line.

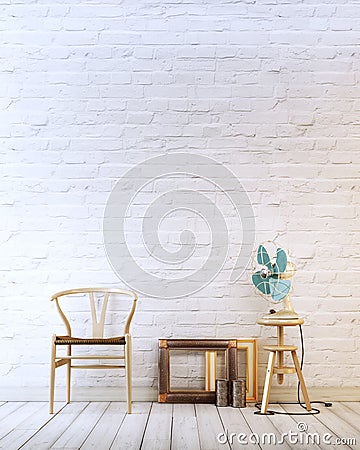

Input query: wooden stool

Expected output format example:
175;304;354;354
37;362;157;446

257;318;312;414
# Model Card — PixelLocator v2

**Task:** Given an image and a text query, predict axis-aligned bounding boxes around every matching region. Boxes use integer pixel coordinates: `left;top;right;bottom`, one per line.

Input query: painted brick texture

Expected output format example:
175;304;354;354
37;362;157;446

0;0;359;393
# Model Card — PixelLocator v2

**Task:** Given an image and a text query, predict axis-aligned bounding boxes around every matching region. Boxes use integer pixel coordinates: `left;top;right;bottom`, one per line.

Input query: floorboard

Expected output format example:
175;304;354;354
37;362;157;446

52;402;109;449
0;401;358;450
81;402;127;449
172;404;201;450
20;402;89;450
0;402;45;441
345;402;360;416
140;403;172;450
0;403;62;450
333;403;360;433
314;405;360;450
267;405;323;450
241;405;293;450
196;404;230;450
282;405;349;450
217;406;261;450
0;402;26;423
110;402;151;450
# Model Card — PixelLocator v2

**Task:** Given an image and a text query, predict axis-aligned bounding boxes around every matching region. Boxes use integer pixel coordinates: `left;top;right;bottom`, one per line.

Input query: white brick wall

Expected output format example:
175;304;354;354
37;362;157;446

0;0;359;396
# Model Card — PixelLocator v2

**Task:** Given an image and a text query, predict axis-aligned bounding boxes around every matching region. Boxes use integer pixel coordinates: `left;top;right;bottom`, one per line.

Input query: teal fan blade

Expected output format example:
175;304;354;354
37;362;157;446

252;272;271;295
257;245;272;268
274;248;287;273
269;277;291;302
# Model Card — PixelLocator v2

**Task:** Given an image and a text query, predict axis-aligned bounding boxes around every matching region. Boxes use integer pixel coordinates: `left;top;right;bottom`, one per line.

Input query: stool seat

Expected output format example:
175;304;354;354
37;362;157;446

263;344;298;352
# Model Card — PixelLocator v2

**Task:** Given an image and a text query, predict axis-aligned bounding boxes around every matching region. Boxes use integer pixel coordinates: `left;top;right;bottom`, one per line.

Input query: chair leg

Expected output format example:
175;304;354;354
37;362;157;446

66;345;71;404
125;334;132;414
49;336;56;414
261;351;276;414
291;350;312;411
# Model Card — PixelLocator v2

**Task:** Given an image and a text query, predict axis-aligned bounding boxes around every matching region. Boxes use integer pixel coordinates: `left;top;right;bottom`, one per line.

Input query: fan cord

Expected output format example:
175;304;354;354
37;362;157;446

254;324;332;415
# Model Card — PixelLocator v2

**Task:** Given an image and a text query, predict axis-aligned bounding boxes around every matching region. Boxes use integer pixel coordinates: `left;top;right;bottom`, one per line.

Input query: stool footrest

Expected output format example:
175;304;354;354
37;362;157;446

263;345;298;352
274;367;297;374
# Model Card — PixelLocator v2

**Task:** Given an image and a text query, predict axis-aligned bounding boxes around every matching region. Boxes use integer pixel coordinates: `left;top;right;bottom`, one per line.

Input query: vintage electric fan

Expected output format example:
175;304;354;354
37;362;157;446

251;242;298;322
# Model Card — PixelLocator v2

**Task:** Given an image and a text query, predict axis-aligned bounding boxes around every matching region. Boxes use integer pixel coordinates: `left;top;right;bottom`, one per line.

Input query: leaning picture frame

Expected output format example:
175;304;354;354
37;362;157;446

158;339;238;403
236;338;257;402
205;338;257;402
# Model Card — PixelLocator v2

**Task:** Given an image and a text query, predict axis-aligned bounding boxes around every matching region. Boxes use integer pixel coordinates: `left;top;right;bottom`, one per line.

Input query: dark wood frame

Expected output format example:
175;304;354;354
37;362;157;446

158;339;237;403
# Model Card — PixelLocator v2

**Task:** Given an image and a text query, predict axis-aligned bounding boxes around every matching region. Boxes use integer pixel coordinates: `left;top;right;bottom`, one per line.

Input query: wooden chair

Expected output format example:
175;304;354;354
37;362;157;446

49;288;138;414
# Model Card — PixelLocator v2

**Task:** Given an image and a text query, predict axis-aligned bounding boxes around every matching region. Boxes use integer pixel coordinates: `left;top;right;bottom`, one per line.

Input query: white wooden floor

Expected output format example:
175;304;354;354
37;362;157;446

0;401;359;449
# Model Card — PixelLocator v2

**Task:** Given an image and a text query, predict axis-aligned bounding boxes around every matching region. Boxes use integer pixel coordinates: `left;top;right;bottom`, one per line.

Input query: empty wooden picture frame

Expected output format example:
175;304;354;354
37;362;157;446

205;338;258;402
158;339;237;403
236;339;257;401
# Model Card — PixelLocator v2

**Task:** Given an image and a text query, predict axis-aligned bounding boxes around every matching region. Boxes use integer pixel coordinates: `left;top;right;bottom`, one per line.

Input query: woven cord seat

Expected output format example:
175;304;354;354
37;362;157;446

55;335;126;345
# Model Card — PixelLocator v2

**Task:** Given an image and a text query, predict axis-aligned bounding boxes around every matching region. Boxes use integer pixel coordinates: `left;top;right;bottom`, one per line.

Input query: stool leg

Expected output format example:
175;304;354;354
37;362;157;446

277;327;284;384
291;351;312;411
261;351;276;414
